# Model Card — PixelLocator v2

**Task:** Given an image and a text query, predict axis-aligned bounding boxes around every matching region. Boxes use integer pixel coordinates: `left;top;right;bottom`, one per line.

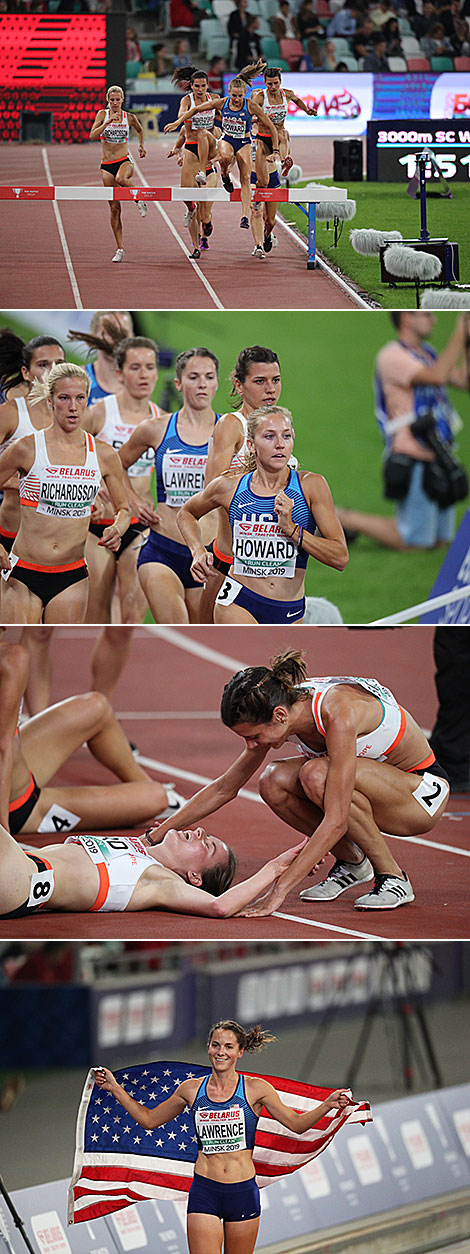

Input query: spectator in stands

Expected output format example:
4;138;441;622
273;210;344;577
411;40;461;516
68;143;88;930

173;35;193;67
369;0;396;29
207;54;228;92
421;19;454;55
273;0;300;41
169;0;202;28
382;16;404;54
453;14;470;53
352;14;374;59
228;0;250;65
328;0;361;39
412;0;438;40
153;42;171;76
296;0;324;41
235;12;263;67
126;25;143;63
363;31;389;66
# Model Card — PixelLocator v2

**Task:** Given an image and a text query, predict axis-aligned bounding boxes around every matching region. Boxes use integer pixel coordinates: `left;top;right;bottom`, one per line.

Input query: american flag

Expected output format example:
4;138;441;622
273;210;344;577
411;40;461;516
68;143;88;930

69;1061;372;1224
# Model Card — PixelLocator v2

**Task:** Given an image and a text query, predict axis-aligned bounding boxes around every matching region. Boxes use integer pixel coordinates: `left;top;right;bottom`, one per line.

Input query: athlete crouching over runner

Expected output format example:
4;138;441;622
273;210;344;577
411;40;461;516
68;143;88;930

94;1021;349;1254
0;819;306;920
149;650;450;912
0;364;131;624
177;405;348;625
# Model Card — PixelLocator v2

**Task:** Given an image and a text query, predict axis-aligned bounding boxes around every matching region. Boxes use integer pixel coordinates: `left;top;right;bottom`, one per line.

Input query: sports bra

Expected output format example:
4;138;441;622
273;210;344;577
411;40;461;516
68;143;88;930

228;466;314;579
289;676;406;761
191;1073;258;1155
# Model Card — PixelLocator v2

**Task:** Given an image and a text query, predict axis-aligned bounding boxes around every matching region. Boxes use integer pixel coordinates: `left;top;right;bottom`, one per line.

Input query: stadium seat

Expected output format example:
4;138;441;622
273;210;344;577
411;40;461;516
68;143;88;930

316;0;331;14
279;37;304;67
199;16;224;48
261;34;281;58
329;37;351;55
212;0;235;30
205;31;230;55
430;55;454;70
398;16;411;33
139;39;156;60
257;17;273;35
406;56;430;69
387;55;407;70
454;56;470;69
401;35;421;55
341;54;358;68
126;61;141;79
258;0;279;18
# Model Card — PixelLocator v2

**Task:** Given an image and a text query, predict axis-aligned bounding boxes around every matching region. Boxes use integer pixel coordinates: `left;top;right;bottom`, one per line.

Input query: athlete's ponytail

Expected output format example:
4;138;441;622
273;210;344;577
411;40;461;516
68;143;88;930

220;648;309;727
67;317;132;360
208;1020;276;1052
29;362;90;406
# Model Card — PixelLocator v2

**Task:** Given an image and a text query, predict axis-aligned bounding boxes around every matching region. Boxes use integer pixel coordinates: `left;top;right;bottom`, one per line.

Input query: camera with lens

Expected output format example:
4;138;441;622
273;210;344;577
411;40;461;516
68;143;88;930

410;412;468;508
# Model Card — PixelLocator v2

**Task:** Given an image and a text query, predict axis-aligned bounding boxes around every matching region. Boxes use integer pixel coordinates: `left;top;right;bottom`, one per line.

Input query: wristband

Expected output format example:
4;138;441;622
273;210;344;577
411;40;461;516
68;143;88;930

288;523;298;538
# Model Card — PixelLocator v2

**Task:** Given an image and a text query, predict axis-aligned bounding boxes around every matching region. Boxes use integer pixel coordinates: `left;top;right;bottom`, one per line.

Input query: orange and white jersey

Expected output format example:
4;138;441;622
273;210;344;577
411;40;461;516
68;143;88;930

289;675;407;762
99;394;159;478
262;88;288;128
65;833;153;911
19;429;102;520
187;91;216;132
102;108;130;145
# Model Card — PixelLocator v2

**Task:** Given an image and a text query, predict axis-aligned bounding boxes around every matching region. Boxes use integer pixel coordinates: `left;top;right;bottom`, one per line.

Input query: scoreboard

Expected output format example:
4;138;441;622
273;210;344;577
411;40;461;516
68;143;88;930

367;118;470;183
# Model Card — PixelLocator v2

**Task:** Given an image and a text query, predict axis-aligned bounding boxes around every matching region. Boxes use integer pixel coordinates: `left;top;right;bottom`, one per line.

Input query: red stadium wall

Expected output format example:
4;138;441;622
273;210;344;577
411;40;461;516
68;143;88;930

0;15;109;143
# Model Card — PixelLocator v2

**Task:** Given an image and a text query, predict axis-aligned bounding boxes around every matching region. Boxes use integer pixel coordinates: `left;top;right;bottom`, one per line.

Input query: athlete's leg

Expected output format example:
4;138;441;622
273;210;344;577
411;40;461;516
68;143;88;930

250;202;264;249
85;533;116;623
138;561;190;623
115;159;136;189
116;544;149;624
24;777;170;832
236;146;253;220
17;692;149;786
90;626;134;698
255;138;270;188
0;822;36;915
1;579;43;624
185;585;204;623
224;1219;260;1254
214;601;257;624
101;171;122;250
198;569;225;622
218;138;236;181
44;578;89;625
187;1214;223;1254
20;627;54;714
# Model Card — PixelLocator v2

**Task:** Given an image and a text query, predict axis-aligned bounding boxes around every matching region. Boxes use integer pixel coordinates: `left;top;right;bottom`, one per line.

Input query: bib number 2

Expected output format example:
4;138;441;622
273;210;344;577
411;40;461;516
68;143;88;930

412;772;449;816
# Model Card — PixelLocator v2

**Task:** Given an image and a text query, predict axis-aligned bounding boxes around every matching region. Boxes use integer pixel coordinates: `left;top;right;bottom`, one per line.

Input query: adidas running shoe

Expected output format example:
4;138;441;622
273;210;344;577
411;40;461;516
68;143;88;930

112;248;124;262
354;872;415;910
300;856;373;901
137;201;148;217
158;783;187;820
251;245;266;260
183;206;196;227
199;235;209;249
189;247;201;259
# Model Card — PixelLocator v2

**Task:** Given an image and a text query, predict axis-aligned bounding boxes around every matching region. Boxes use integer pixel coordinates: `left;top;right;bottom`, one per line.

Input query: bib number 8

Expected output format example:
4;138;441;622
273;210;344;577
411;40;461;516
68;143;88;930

27;867;55;910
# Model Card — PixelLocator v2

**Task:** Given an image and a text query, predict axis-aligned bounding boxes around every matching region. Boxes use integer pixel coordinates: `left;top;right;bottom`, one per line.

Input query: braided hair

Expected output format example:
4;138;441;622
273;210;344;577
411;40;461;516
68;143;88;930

221;649;309;727
208;1020;276;1051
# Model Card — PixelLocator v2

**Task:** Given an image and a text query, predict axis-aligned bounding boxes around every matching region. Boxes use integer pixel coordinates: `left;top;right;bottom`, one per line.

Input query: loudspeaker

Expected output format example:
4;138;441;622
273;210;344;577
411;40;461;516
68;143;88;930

379;239;460;284
21;111;53;142
333;139;363;181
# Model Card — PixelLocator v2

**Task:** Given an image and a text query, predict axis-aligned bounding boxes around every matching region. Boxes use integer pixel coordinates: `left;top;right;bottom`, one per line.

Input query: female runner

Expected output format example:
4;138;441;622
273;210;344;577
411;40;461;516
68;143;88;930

83;335;163;624
0;364;131;624
94;1022;349;1254
177;404;348;625
67;311;134;404
165;61;279;233
0;331;65;555
149;649;450;914
119;347;220;623
170;66;222;258
90;85;147;263
167;127;220;257
251;66;317;253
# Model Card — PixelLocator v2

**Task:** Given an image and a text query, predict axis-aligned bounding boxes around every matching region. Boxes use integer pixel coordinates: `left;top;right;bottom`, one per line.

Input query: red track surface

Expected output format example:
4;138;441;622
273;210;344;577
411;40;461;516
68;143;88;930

1;625;468;942
0;139;358;309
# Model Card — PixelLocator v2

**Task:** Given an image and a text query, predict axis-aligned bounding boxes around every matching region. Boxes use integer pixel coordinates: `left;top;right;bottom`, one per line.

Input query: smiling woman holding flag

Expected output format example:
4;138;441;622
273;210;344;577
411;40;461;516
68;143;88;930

91;1020;352;1254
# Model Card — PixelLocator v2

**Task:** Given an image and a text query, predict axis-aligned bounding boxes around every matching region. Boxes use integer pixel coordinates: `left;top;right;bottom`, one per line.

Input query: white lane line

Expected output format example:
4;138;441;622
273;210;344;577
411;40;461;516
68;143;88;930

42;148;83;308
143;624;244;671
118;710;219;720
133;159;225;310
384;832;470;858
136;753;261;804
274;912;388;940
277;213;375;310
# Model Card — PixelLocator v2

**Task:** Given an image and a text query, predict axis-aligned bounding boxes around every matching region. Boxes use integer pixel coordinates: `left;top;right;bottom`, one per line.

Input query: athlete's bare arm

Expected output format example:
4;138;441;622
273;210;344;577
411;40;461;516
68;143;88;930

177;473;238;580
274;472;349;571
204;413;245;483
95;441;132;549
146;744;269;844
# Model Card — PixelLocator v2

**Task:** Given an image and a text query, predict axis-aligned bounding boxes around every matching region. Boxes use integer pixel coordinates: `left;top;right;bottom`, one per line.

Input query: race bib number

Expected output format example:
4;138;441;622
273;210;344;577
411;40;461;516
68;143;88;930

233;519;297;578
412;772;449;816
37;474;100;519
161;450;207;507
216;575;242;606
67;833;148;863
27;866;55;909
38;803;82;834
1;552;18;582
196;1103;247;1154
223;117;247;139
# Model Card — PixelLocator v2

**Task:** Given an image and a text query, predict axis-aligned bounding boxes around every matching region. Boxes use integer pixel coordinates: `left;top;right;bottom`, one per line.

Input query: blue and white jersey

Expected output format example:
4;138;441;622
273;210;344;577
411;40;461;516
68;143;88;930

374;341;456;449
221;99;251;143
229;467;315;579
86;362;109;406
192;1073;258;1155
155;410;220;508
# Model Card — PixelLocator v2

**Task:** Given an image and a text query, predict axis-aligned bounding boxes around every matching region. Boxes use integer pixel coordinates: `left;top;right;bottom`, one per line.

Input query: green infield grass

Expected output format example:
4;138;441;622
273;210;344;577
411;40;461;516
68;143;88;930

2;308;469;624
281;179;469;310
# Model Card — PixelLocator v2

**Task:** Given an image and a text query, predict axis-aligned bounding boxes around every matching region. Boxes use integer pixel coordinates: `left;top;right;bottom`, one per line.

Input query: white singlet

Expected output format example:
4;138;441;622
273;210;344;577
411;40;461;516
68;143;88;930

0;397;35;456
209;411;299;473
65;834;155;911
19;429;102;519
289;676;406;761
263;88;288;128
98;395;159;478
188;91;216;132
102;108;130;145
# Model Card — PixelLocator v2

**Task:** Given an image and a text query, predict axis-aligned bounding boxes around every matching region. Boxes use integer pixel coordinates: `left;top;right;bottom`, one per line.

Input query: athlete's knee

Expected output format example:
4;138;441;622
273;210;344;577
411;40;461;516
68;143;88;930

298;758;328;805
259;761;290;806
81;689;113;730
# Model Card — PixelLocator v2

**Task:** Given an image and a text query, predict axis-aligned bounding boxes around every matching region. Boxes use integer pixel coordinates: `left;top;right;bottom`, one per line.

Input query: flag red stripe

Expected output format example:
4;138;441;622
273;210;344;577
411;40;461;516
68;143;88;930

74;1167;192;1191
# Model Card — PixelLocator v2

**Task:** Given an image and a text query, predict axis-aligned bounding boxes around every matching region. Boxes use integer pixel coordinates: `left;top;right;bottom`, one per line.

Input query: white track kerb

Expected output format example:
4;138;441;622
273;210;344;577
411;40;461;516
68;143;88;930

371;583;470;625
0;184;348;269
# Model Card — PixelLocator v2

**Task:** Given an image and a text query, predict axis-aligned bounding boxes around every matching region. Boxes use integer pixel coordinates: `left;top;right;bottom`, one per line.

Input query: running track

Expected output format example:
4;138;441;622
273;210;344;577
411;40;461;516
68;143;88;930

0;139;361;310
1;624;468;942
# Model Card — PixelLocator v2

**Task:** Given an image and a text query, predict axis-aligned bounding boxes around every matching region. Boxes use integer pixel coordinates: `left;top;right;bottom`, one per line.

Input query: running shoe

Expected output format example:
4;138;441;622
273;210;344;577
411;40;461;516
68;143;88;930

271;233;278;248
263;232;273;253
199;236;209;250
202;220;213;237
251;245;266;260
112;248;124;262
354;872;415;910
300;856;373;901
183;206;196;227
158;783;187;820
240;215;249;229
281;155;293;177
137;201;148;217
222;174;234;193
189;247;201;259
195;170;207;186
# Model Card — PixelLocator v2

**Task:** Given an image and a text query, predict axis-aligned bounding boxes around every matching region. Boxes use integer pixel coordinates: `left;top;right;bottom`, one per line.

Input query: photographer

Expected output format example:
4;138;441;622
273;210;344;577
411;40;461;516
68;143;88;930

338;312;469;550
